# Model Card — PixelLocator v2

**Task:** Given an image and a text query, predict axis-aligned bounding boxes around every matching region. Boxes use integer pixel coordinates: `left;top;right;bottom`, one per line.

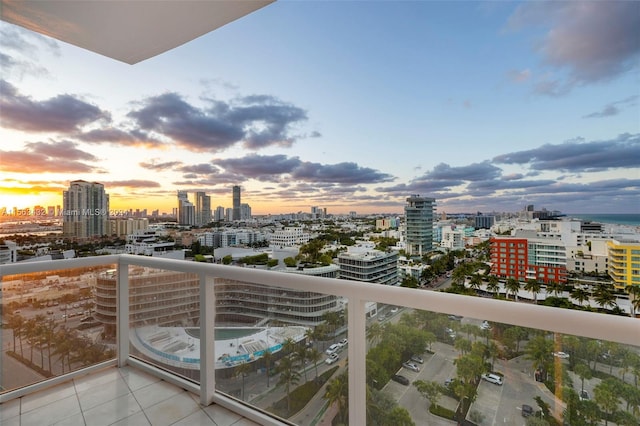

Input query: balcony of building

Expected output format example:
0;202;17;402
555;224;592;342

2;254;639;426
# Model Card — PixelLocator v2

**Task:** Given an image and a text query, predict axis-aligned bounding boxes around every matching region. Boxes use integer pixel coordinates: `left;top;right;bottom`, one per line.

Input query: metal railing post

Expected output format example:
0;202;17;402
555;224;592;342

348;297;367;426
117;258;129;367
200;273;216;406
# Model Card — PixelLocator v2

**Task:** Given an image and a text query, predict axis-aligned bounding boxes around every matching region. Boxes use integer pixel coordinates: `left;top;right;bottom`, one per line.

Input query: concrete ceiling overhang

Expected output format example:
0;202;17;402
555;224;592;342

0;0;275;64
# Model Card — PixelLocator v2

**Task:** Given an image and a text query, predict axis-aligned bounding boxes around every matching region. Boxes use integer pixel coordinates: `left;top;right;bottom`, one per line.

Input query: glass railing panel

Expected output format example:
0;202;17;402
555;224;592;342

213;275;347;425
125;265;201;383
365;305;640;426
1;264;116;394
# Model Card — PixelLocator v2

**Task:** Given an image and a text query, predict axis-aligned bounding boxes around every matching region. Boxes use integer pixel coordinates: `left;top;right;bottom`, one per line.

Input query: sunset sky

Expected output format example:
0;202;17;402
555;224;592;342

1;1;639;215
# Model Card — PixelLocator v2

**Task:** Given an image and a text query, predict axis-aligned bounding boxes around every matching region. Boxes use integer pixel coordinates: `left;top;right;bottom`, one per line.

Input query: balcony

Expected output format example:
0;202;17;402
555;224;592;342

2;254;639;425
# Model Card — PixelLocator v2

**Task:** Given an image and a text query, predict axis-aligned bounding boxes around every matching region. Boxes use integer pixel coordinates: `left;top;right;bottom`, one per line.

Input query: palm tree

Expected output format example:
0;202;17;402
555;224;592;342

468;274;483;294
594;379;620;426
234;361;252;401
261;349;274;388
366;322;384;346
593;284;617;311
574;363;592;392
276;356;300;415
324;371;348;424
570;287;590;308
7;314;24;355
293;345;309;382
627;285;640;317
505;278;520;301
307;348;322;382
524;279;542;304
486;276;500;298
524;335;553;379
547;281;564;298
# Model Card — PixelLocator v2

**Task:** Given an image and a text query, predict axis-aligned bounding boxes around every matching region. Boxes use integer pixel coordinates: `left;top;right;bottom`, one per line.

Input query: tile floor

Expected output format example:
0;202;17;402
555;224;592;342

0;366;261;426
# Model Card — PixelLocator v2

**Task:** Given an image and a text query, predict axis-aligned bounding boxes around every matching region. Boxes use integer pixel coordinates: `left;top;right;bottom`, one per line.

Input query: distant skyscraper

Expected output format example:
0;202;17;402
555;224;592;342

240;203;252;220
404;195;436;257
232;185;241;221
177;191;195;226
214;206;225;222
194;191;211;226
62;180;109;238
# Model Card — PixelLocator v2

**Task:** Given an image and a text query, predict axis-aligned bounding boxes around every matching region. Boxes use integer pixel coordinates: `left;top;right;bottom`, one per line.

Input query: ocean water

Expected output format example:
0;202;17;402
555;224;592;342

566;214;640;227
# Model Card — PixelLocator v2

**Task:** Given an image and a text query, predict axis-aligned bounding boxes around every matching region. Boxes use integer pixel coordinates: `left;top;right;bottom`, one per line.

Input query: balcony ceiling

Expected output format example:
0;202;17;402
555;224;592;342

0;0;274;64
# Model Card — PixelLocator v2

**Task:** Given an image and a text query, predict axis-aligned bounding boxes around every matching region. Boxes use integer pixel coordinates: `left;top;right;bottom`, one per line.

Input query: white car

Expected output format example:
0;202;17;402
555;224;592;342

326;344;340;355
402;361;420;372
553;351;570;359
481;373;503;385
325;353;339;365
481;320;492;330
339;338;348;347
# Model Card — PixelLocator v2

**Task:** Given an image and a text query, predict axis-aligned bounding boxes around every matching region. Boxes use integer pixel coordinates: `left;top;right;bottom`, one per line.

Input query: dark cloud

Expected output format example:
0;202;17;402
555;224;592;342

507;1;640;93
214;154;302;181
176;163;219;175
583;95;639;119
0;140;101;173
428;162;502;181
76;128;164;148
493;133;640;172
291;162;394;185
0;80;110;132
127;92;310;153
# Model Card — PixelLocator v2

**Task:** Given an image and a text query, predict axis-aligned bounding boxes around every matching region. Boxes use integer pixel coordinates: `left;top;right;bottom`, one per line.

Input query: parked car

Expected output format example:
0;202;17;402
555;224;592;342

521;404;533;417
553;351;570;359
390;306;398;314
339;338;348;347
391;375;410;386
481;373;503;385
326;344;340;355
402;361;420;372
579;390;590;401
481;320;492;330
325;353;339;365
444;378;454;388
410;355;424;364
448;315;463;321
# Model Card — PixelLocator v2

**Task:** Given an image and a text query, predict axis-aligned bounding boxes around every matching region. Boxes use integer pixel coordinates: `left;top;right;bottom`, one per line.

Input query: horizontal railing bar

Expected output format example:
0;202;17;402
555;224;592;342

0;254;120;276
120;255;639;347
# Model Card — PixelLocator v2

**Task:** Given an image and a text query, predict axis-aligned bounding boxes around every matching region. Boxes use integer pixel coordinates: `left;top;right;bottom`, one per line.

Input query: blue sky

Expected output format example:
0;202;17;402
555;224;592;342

1;1;639;215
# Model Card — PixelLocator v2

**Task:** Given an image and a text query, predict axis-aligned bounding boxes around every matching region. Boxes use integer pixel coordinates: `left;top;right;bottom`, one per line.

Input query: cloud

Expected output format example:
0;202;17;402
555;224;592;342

583;95;639;119
138;160;184;171
0;140;101;173
127;92;310;153
75;128;165;148
492;133;640;172
213;154;395;185
0;80;111;132
507;1;640;93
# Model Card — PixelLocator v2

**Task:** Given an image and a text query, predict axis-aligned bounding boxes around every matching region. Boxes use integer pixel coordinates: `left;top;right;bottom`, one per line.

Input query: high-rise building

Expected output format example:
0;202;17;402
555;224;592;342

404;195;436;257
177;191;195;226
232;185;241;221
214;206;225;222
62;180;109;238
607;239;640;290
194;191;211;226
240;203;251;221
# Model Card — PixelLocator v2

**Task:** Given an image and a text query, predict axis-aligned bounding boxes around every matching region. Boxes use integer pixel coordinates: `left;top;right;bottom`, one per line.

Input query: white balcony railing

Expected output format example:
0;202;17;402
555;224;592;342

1;254;639;425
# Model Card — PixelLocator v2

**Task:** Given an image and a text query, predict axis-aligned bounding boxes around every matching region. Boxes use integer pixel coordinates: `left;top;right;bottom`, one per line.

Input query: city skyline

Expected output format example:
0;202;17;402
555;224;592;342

1;1;639;215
